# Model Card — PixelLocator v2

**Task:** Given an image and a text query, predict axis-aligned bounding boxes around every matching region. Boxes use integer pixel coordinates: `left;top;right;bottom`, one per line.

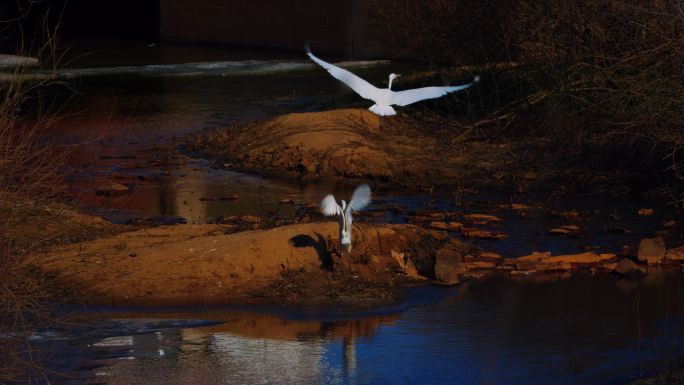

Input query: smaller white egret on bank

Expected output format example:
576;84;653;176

306;47;479;116
320;184;372;252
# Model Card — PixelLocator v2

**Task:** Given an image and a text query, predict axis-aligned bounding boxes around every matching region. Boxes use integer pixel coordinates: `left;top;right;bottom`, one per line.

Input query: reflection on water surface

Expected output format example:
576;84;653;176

41;271;683;385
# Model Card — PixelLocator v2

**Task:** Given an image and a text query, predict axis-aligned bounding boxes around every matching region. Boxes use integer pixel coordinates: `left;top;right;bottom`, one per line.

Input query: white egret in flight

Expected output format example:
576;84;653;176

307;47;479;116
320;184;372;252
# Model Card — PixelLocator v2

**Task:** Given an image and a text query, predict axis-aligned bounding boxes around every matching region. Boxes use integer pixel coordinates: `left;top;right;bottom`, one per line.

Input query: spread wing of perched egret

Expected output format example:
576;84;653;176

320;184;372;252
306;47;479;116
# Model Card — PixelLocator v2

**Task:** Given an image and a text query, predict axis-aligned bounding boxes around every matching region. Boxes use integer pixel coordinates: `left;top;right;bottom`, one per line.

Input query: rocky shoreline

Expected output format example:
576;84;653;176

23;109;684;310
28;209;683;309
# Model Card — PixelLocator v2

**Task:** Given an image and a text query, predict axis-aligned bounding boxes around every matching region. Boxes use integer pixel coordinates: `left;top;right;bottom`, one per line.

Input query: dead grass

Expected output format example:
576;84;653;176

0;3;78;381
371;0;684;201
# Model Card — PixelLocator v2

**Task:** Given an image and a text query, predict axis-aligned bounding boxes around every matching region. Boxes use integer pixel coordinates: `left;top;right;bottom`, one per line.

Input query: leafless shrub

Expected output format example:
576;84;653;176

0;2;70;382
371;0;684;197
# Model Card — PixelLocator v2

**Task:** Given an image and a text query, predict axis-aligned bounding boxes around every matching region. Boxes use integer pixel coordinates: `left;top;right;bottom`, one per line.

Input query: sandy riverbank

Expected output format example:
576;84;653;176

187;108;515;188
28;221;471;308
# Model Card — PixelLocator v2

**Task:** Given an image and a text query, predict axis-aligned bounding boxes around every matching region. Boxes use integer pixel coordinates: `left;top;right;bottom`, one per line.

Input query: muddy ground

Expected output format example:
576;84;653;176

187;109;517;188
28;221;471;309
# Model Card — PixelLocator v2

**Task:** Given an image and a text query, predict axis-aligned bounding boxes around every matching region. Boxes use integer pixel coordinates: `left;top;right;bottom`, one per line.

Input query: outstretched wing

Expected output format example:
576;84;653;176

306;47;382;102
349;184;371;211
320;195;343;216
389;78;478;107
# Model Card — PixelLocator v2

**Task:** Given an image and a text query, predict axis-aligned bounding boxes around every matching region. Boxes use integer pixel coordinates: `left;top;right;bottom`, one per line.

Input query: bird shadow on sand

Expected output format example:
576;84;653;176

289;233;333;271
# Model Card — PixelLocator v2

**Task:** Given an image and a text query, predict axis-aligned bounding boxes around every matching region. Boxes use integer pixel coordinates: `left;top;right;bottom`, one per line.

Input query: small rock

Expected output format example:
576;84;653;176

466;261;498;270
463;213;502;224
128;253;137;258
479;252;504;262
199;197;215;201
511;251;616;271
638;208;654;216
545;252;616;266
499;203;531;210
460;228;509;240
95;182;130;197
548;225;581;236
428;222;449;231
434;247;465;285
447;222;463;231
391;250;407;268
637;237;665;265
663;219;676;228
279;198;294;205
665;246;684;263
613;258;646;277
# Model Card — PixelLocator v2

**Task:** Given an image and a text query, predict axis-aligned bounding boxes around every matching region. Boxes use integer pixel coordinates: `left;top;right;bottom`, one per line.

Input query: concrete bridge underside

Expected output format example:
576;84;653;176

160;0;397;58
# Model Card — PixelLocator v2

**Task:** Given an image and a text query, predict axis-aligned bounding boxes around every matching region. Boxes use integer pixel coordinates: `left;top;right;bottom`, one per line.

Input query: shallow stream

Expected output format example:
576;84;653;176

12;41;684;384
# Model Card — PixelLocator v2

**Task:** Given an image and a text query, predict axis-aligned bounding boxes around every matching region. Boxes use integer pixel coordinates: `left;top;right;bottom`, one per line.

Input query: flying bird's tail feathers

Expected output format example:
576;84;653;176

369;104;396;116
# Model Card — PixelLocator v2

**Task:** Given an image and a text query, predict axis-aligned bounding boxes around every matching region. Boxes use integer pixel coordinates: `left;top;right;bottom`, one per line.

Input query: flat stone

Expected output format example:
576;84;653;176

545;252;617;266
665;246;684;263
637;237;666;265
94;182;130;197
447;222;463;231
613;258;647;277
514;252;552;262
428;222;449;231
511;251;615;271
548;225;581;236
463;213;502;224
460;228;509;240
479;252;503;262
466;261;498;270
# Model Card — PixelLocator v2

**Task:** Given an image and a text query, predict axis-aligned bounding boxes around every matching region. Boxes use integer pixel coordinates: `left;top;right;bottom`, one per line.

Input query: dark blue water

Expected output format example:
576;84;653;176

35;271;684;385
